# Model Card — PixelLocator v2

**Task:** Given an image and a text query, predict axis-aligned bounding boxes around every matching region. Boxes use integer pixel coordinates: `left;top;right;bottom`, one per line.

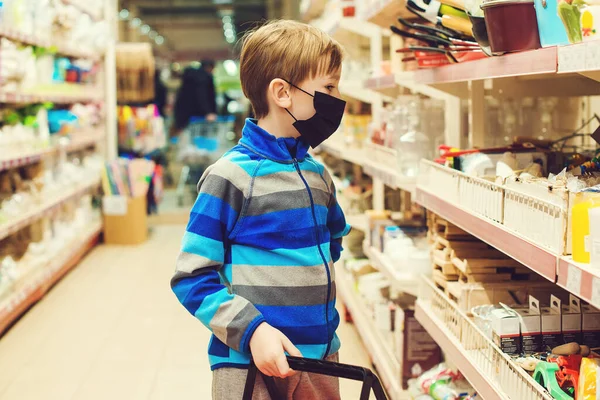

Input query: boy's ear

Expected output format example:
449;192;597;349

268;78;292;110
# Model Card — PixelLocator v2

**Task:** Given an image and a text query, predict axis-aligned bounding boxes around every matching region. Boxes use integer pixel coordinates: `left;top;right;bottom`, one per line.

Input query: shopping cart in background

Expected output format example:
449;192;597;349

175;115;236;206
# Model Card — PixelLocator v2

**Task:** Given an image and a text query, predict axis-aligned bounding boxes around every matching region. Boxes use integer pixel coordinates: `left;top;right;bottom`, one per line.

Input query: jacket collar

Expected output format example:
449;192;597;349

239;119;310;163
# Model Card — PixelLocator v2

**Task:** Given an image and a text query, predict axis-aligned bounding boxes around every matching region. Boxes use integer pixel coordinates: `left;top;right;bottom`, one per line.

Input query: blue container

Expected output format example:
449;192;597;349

534;0;570;46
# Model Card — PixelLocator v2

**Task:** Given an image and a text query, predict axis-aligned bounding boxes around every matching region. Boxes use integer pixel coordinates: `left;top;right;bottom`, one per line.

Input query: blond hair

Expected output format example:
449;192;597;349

239;20;343;119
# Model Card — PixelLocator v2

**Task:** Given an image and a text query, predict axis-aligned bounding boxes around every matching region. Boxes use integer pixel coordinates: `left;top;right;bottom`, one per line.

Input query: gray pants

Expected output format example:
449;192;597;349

212;354;341;400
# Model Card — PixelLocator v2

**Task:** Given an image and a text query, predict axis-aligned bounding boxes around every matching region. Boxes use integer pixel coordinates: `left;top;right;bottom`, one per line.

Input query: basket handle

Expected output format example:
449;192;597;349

242;356;389;400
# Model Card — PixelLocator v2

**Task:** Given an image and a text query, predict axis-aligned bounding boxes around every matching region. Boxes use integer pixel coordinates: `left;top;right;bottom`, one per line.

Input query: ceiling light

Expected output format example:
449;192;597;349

224;28;234;37
119;9;129;20
149;31;157;39
223;22;233;30
223;60;237;76
222;16;232;23
130;18;141;27
155;36;164;45
141;24;150;34
226;36;235;44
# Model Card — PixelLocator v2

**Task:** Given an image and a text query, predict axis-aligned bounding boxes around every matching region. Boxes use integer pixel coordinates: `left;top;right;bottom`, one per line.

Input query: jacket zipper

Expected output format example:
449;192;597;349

293;158;333;359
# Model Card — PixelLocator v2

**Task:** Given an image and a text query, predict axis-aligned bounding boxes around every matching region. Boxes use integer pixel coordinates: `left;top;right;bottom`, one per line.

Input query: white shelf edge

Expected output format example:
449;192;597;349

0;129;105;170
363;243;420;297
336;264;407;400
415;185;558;282
0;178;101;241
415;300;507;400
0;221;102;328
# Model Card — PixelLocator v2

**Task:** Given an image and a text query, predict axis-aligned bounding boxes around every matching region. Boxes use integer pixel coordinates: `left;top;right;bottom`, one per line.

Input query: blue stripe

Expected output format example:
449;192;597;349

231;245;324;267
254;160;296;176
208;336;230;357
241;206;328;233
191;193;239;225
187;213;226;242
255;303;329;327
194;287;232;326
236;226;324;250
172;271;223;315
181;231;224;262
240;315;266;353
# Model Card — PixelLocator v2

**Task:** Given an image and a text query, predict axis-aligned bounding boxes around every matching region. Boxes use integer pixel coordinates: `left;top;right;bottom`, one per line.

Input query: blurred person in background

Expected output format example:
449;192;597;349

172;59;217;135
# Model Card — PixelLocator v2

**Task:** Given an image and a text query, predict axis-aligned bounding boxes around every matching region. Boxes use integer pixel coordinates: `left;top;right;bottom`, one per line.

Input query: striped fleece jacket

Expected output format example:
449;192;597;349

171;118;351;370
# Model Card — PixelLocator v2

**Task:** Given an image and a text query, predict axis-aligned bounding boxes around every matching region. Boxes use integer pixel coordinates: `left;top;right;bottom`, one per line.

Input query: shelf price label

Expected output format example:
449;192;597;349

567;264;582;296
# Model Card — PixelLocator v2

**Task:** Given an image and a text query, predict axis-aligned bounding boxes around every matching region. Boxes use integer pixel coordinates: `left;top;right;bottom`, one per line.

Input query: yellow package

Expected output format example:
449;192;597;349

578;357;600;400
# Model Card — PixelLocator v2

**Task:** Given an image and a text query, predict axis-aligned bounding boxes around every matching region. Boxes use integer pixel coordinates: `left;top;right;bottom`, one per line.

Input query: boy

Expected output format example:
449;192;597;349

171;20;350;400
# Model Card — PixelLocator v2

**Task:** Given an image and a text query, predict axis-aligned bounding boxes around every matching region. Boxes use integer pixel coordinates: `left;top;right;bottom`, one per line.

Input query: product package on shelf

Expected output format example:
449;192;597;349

101;158;156;245
343;257;442;390
407;363;477;400
117;104;166;154
427;211;564;311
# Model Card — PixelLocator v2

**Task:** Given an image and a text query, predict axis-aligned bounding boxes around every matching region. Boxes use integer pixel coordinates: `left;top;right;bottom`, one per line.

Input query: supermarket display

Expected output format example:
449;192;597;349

116;43;155;104
117;104;166;154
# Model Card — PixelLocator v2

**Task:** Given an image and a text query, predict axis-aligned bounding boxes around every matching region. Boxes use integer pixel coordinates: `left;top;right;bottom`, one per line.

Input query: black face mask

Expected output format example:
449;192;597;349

283;80;346;149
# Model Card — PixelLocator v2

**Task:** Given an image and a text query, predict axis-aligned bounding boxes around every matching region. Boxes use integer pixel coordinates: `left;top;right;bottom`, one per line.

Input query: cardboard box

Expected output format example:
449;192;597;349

103;195;148;245
562;295;582;344
582;303;600;348
541;295;562;350
514;296;542;354
491;306;521;355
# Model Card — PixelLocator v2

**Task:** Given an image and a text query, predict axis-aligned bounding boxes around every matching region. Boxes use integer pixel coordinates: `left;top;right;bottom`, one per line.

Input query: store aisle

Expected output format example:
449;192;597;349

0;225;372;400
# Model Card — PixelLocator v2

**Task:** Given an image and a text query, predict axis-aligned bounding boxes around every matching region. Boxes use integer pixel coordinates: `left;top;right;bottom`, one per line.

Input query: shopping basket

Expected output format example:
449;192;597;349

242;356;388;400
175;115;236;206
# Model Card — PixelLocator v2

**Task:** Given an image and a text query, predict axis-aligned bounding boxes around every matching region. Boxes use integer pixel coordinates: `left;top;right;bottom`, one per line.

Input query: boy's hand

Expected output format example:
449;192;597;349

249;322;303;378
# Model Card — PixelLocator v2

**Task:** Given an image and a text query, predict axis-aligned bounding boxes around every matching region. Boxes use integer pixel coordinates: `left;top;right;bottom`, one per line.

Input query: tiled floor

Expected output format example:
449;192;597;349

0;224;372;400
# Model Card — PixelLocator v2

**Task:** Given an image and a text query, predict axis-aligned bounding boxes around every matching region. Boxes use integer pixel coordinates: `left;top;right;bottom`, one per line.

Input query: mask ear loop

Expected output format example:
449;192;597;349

285;108;298;121
281;78;314;98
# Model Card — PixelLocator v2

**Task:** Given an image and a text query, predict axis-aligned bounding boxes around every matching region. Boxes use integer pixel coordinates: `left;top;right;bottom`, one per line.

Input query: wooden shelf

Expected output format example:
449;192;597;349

0;221;102;335
0;179;101;241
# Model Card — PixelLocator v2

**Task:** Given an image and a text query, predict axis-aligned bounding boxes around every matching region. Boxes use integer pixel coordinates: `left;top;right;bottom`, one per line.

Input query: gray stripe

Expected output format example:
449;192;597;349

245;188;330;216
175;251;221;274
301;170;330;194
232;265;328;287
251;171;306;197
200;174;245;213
233;284;329;306
225;302;263;350
210;296;252;349
200;158;251;197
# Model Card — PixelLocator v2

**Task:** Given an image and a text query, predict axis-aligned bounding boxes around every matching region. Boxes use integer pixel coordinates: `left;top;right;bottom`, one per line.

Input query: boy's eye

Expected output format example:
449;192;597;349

326;85;335;91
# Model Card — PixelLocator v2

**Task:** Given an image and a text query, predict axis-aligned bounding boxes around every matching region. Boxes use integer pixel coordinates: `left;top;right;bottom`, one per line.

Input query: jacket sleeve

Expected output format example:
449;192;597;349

323;170;351;263
171;164;265;353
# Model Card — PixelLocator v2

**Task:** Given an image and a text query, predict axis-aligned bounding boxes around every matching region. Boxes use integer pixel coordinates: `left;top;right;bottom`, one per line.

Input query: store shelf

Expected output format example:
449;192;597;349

339;80;382;104
319;139;416;193
363;243;420;297
62;0;103;21
0;86;103;104
0;129;106;171
0;221;102;335
416;278;552;400
346;214;368;233
365;0;415;28
557;257;600;310
415;186;557;282
415;47;558;85
415;301;504;399
0;27;100;60
0;179;100;241
336;264;406;400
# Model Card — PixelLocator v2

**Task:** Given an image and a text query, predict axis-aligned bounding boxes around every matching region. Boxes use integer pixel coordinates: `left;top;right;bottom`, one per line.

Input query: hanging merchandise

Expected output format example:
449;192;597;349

116;43;155;104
